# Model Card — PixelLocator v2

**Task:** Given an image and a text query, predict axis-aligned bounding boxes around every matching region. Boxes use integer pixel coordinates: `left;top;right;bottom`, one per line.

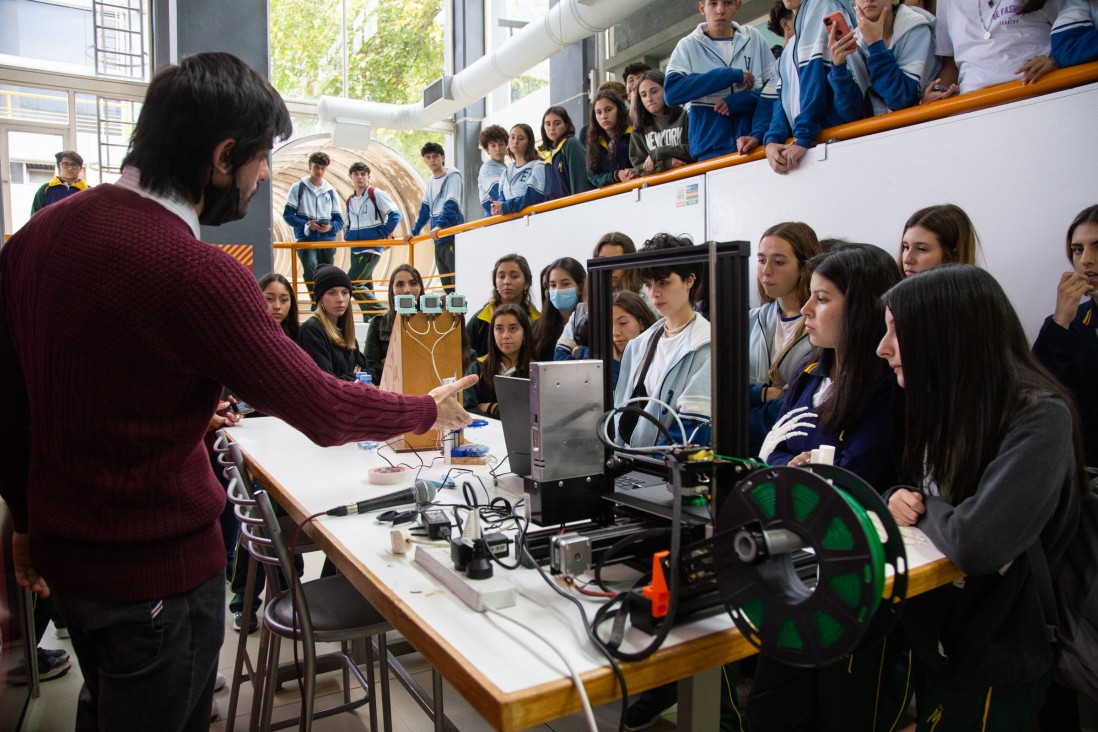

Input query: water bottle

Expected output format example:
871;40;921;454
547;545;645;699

355;373;380;450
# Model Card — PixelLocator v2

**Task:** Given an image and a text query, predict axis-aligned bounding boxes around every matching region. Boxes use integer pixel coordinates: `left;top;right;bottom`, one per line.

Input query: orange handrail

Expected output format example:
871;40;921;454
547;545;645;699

436;61;1098;240
272;239;451;315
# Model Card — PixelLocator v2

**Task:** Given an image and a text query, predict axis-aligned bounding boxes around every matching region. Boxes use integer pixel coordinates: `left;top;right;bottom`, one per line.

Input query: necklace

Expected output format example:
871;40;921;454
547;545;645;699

977;0;999;39
662;313;697;338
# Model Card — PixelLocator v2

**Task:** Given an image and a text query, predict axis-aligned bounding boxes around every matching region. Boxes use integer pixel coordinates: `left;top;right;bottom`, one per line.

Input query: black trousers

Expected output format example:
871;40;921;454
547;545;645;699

57;571;224;732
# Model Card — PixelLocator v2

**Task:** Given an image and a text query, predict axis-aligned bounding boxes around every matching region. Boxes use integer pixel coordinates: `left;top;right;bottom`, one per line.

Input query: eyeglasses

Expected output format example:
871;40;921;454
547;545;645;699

59;162;81;169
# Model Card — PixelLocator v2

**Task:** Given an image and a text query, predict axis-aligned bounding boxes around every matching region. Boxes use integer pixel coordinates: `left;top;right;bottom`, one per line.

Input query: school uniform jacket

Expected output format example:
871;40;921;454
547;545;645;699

1052;0;1098;67
282;177;345;242
1033;299;1098;465
748;302;814;453
587;133;634;188
763;0;858;148
478;159;506;217
767;353;899;493
544;135;593;201
497;159;547;214
829;5;939;119
466;301;541;357
344;187;401;255
410;170;464;244
614;316;712;448
665;22;777;160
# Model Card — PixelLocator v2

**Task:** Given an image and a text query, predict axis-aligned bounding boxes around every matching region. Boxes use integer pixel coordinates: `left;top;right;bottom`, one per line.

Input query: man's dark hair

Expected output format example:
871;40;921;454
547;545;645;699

56;150;83;167
122;52;291;202
622;62;652;83
479;125;508;150
308;152;330;167
421;142;445;158
348;161;370;175
637;233;704;300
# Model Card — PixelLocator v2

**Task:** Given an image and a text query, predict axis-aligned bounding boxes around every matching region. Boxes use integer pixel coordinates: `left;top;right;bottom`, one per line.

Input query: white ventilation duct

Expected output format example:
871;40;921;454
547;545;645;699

316;0;658;132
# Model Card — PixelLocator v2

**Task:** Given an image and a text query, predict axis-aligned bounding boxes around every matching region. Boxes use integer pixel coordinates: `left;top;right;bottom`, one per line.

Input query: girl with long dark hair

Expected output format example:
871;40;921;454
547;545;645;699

586;90;637;188
629;69;692;175
879;265;1086;731
532;257;586;361
1034;204;1098;467
467;254;540;357
462;304;534;417
748;243;907;732
363;264;425;384
540;105;592;200
258;272;300;340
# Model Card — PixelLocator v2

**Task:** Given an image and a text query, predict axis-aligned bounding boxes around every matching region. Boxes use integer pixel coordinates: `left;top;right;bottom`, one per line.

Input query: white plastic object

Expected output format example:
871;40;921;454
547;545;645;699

390;528;412;554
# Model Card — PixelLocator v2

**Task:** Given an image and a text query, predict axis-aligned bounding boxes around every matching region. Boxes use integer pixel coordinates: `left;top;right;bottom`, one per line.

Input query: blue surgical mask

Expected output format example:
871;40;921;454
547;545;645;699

550;286;579;312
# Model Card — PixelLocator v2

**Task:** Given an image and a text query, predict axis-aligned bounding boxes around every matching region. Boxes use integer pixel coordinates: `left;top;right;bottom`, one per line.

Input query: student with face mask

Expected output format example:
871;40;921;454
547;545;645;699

532;257;587;362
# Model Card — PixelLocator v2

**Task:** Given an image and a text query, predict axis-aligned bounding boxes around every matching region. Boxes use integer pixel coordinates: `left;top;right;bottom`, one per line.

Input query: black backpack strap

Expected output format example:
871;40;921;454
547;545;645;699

617;326;665;443
1027;541;1061;643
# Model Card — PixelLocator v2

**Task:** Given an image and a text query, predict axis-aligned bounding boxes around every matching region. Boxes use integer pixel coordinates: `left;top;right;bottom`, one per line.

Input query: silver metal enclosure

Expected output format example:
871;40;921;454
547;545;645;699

530;360;604;482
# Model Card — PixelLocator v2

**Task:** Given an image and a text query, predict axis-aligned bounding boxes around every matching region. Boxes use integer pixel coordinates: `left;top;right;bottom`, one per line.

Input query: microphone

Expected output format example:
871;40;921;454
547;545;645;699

326;480;437;517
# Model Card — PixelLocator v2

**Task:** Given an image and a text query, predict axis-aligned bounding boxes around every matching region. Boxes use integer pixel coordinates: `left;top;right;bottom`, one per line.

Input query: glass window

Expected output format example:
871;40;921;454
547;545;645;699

0;0;149;80
0;85;69;126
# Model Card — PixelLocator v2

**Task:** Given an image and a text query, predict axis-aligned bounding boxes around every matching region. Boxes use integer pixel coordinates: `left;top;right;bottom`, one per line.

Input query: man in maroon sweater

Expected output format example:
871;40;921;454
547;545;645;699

0;52;475;731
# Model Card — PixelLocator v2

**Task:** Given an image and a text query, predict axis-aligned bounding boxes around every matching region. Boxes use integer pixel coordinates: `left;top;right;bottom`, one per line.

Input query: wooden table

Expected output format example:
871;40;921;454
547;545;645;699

228;417;961;731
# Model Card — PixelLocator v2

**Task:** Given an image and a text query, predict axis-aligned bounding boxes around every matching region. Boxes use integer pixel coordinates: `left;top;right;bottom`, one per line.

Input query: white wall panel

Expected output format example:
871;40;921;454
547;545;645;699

705;82;1098;340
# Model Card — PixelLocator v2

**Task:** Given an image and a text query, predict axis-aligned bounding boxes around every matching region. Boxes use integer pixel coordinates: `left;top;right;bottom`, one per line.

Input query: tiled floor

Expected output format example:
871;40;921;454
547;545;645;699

23;558;678;731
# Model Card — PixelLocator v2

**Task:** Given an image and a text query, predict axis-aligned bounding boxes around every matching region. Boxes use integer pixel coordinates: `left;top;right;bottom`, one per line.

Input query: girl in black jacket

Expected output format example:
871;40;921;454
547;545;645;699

880;265;1086;731
296;264;366;380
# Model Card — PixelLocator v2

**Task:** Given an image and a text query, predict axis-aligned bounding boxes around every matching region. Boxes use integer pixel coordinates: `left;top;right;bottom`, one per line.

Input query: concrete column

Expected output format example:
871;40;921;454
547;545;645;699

452;0;486;221
549;0;595;136
149;0;275;277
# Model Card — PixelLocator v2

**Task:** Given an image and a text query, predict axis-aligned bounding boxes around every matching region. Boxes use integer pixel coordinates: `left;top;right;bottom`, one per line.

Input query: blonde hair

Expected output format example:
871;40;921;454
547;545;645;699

312;302;356;351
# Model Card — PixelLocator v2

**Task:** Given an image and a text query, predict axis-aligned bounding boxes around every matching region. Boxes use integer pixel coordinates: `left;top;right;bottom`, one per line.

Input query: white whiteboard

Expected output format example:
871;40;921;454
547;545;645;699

454;174;707;308
705;82;1098;341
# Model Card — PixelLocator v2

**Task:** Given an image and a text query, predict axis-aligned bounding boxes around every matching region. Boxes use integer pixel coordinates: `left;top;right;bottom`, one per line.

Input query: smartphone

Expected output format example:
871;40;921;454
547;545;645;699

229;400;256;416
823;12;852;40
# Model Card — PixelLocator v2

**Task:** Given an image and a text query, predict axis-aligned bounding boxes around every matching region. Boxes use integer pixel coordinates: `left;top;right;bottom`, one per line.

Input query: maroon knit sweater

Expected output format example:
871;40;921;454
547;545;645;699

0;184;437;603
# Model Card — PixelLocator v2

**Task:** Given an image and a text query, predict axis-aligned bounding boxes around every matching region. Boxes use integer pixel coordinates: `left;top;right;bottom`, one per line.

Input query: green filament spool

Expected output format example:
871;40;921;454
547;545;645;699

714;465;907;667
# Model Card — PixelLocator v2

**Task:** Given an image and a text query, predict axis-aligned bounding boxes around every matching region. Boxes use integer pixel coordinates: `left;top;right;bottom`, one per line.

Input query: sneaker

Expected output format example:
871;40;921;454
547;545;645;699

214;671;227;692
54;626;70;640
39;647;70;664
211;698;220;721
231;611;259;634
624;696;674;731
36;647;72;682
